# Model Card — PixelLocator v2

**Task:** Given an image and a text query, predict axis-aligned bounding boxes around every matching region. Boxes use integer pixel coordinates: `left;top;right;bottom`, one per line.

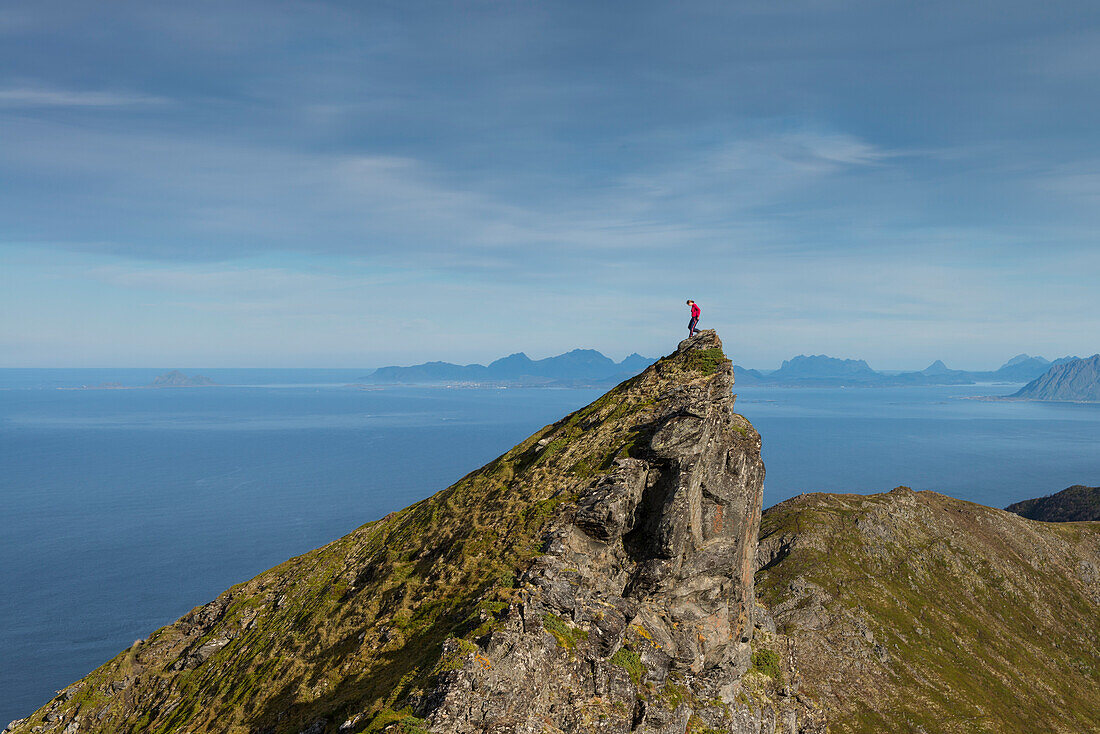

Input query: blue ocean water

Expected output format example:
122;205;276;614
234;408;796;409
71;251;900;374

1;371;1098;723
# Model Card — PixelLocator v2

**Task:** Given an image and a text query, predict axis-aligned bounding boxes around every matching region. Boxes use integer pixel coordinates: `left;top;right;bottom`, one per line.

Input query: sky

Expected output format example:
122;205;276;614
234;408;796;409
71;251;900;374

1;1;1098;370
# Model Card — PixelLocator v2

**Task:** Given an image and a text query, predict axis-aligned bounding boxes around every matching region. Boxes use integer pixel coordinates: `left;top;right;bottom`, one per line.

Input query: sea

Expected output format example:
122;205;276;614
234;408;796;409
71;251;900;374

2;368;1099;723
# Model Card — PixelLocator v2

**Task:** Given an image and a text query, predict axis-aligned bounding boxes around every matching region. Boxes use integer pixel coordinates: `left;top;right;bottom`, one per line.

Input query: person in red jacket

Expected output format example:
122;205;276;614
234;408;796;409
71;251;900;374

686;299;701;336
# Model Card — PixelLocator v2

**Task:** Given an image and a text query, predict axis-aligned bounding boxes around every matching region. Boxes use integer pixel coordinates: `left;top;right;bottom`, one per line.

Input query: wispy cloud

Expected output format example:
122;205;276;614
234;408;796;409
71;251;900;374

0;87;168;108
1034;161;1100;209
1;114;900;270
85;265;352;295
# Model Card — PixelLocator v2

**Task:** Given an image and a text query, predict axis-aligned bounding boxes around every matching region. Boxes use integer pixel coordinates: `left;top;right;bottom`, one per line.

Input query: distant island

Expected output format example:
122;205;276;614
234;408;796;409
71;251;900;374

1008;354;1100;403
734;354;971;386
66;370;218;390
365;350;1085;389
1006;485;1100;522
148;370;217;387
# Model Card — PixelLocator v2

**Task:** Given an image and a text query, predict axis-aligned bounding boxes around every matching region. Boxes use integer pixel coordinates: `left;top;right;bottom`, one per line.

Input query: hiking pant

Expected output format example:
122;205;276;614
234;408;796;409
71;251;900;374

688;316;698;334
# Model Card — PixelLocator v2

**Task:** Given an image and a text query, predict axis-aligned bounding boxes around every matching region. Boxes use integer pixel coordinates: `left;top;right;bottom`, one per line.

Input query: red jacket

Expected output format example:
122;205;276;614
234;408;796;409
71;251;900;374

690;303;700;319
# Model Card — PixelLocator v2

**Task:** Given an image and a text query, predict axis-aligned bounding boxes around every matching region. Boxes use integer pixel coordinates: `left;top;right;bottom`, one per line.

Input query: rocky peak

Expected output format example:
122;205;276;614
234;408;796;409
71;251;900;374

424;330;799;732
921;359;949;375
10;330;811;734
531;330;758;675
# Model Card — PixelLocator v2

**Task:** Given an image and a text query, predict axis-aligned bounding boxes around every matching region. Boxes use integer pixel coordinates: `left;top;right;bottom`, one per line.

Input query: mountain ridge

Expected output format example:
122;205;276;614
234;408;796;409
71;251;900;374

367;349;655;387
773;355;877;380
1005;484;1100;521
367;350;1080;388
1010;354;1100;402
12;331;814;733
756;487;1100;732
11;336;1100;733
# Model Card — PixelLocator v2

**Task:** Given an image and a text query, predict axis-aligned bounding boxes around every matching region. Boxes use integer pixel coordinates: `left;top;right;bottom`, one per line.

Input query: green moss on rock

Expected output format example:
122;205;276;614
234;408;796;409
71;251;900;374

363;707;430;733
750;648;782;679
541;613;589;650
610;647;644;686
683;347;730;375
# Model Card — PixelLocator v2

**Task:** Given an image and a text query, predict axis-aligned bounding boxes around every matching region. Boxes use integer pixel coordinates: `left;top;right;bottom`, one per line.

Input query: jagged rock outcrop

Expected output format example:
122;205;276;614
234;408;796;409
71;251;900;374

10;331;815;734
422;331;812;733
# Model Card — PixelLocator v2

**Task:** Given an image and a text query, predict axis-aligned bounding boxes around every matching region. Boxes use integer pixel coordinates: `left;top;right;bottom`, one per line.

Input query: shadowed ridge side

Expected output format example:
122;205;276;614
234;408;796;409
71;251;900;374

1005;484;1100;521
11;330;809;734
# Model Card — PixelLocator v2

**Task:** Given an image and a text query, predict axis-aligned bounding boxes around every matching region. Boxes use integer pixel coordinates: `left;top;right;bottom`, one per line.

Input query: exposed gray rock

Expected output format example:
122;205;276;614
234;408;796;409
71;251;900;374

418;331;819;733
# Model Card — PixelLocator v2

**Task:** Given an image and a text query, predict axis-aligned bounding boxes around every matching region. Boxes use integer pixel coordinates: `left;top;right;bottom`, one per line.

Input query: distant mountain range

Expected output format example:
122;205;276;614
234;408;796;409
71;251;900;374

975;353;1080;382
733;352;1080;387
366;350;656;387
366;350;1083;388
1010;354;1100;402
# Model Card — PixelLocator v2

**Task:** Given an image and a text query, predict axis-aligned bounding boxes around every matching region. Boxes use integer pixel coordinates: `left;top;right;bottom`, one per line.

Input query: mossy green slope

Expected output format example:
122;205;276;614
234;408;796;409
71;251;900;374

757;487;1100;734
11;334;732;734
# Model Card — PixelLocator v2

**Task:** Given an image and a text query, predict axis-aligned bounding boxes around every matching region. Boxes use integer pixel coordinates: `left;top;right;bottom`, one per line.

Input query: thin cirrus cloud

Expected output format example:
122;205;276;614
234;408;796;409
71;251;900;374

84;265;354;295
0;115;900;269
0;87;168;108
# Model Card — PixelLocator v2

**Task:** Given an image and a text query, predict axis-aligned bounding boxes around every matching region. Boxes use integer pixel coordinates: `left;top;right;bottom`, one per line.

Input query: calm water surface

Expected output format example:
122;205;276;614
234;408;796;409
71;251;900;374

1;370;1098;722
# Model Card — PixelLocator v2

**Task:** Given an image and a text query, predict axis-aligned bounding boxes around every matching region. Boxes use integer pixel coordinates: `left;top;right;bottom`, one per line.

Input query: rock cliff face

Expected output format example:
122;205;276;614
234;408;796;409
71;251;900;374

423;331;801;733
10;331;812;734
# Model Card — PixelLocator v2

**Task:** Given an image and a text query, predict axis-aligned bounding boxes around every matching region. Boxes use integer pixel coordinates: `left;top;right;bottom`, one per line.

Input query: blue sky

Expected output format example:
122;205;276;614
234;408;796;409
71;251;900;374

1;1;1098;369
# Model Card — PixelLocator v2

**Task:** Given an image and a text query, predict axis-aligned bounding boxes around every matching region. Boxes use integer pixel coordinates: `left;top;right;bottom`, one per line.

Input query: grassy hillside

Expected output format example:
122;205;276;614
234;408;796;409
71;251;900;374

10;334;735;734
757;488;1100;734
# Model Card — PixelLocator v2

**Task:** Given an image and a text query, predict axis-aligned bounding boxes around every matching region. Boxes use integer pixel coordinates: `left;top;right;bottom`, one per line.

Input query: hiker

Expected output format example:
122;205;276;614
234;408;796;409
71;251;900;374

686;299;701;336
